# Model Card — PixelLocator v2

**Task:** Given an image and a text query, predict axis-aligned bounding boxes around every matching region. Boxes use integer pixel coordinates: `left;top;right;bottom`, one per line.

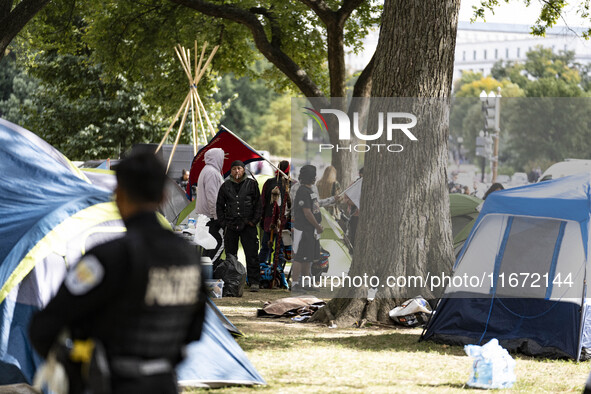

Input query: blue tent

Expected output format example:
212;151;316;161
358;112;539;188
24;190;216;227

0;118;264;387
423;173;591;360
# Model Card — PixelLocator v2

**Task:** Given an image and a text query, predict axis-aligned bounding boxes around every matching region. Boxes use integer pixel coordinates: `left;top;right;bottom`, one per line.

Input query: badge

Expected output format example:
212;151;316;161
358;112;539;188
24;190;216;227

298;200;305;206
65;255;105;295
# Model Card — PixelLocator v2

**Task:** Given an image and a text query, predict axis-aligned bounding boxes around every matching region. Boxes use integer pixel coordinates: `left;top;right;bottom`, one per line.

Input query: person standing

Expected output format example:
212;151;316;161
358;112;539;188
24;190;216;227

177;169;190;190
195;148;225;264
258;161;291;275
29;152;206;394
316;165;342;219
292;165;323;291
216;160;262;291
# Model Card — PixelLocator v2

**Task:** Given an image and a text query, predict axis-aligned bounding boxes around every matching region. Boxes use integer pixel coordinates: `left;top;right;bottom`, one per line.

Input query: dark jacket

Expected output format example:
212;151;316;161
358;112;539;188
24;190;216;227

216;176;262;231
29;212;206;392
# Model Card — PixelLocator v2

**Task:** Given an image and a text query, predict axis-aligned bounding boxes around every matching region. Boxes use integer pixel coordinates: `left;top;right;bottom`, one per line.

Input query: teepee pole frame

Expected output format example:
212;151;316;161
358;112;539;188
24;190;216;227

156;40;220;173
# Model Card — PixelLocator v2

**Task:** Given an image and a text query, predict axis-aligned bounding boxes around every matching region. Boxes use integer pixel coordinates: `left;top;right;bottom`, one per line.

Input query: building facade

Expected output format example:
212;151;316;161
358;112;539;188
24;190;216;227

345;22;591;82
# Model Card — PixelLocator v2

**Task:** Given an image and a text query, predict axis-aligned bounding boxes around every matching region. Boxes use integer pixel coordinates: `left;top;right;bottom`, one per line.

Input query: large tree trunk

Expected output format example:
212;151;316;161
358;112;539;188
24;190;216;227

313;0;460;327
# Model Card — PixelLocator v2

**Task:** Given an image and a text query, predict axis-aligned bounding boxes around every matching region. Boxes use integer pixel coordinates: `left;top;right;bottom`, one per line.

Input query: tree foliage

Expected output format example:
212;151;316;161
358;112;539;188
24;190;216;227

0;0;50;61
452;46;591;172
0;52;38;126
472;0;591;38
215;61;280;142
26;53;167;159
13;0;381;184
1;41;169;160
251;95;295;157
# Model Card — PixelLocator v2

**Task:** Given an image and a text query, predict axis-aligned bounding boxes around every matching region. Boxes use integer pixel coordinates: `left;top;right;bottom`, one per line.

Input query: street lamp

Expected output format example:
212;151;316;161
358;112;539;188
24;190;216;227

479;88;501;182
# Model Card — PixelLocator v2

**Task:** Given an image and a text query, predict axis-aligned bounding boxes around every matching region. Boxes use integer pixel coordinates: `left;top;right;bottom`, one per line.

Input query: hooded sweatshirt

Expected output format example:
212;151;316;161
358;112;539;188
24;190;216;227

195;148;224;219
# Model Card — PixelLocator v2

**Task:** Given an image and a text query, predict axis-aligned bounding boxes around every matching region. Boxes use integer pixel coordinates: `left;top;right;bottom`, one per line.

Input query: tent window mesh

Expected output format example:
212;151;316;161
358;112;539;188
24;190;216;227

497;217;561;298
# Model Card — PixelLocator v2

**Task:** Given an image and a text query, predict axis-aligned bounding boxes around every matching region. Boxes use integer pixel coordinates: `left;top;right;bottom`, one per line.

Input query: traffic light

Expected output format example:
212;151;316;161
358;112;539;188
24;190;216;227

480;90;500;132
483;106;496;130
476;131;494;158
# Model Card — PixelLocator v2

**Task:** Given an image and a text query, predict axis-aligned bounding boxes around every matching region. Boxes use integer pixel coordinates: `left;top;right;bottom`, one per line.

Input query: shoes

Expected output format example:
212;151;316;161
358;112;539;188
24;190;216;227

250;284;260;292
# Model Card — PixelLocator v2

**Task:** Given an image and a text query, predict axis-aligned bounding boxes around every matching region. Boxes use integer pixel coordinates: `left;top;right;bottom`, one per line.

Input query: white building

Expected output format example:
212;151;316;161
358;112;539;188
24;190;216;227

345;22;591;82
453;21;591;81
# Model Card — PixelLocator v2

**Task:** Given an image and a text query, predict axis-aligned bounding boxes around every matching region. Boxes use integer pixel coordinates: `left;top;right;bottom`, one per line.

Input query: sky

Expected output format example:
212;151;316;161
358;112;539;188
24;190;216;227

459;0;588;28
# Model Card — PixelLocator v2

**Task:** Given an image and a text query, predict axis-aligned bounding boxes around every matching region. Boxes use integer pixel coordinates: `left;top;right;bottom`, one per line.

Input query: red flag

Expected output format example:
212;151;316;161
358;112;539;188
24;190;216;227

186;127;264;199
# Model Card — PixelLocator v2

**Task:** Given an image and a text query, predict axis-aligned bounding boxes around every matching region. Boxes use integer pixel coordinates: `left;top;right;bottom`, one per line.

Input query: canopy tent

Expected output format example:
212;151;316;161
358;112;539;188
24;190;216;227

423;173;591;360
0;118;264;387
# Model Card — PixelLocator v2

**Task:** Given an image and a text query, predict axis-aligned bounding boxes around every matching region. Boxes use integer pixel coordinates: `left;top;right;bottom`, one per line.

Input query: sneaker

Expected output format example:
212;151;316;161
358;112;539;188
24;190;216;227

250;284;260;292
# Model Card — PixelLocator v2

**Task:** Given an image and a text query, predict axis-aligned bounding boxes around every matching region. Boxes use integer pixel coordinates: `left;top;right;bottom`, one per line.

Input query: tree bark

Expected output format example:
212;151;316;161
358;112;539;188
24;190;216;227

313;0;459;327
0;0;50;61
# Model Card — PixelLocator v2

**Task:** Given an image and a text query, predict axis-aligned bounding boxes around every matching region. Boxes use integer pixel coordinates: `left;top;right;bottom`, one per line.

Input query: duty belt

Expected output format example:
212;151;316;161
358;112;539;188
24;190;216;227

111;357;173;377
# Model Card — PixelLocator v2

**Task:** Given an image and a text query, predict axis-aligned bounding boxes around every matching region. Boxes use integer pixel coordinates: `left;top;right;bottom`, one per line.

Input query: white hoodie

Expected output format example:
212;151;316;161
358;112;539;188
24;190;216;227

195;148;225;219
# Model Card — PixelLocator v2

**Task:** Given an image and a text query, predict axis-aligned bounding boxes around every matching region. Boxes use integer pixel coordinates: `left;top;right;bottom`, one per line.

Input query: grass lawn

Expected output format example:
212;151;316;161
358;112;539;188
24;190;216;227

184;290;590;393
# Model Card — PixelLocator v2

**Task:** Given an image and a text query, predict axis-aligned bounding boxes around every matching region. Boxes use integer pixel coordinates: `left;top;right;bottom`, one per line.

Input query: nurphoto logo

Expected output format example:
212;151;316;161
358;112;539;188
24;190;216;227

303;107;418;153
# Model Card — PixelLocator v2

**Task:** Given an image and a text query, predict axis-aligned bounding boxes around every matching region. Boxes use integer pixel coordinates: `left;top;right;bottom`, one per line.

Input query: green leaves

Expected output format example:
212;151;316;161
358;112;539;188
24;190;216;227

451;46;591;173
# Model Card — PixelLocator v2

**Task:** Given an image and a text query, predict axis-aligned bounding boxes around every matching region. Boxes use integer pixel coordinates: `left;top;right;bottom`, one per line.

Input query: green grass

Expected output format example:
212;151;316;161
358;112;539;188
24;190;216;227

183;290;590;393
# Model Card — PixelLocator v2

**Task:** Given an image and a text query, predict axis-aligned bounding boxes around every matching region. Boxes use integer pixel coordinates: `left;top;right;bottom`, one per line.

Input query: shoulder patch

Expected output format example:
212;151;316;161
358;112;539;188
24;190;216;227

65;255;105;296
298;200;305;206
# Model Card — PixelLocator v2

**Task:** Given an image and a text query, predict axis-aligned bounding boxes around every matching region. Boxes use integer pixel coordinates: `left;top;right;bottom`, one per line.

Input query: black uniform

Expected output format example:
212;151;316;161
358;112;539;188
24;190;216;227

29;212;206;394
293;184;321;263
216;176;262;286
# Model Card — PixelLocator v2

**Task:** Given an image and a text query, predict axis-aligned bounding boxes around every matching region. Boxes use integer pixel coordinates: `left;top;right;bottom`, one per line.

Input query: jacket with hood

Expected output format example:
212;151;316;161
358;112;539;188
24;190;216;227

195;148;225;219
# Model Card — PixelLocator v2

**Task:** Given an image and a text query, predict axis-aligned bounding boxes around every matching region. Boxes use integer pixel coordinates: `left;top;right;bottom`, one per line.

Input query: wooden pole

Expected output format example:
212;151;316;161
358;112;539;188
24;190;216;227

189;87;198;156
195;45;219;85
196;42;207;80
168;95;192;173
198;40;199;83
195;92;217;137
161;41;219;161
174;46;193;83
192;89;209;145
156;92;191;153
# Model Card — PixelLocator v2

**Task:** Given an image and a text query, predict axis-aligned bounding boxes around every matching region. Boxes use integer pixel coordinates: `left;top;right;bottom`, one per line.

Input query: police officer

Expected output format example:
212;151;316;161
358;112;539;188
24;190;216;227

29;151;206;394
216;160;262;291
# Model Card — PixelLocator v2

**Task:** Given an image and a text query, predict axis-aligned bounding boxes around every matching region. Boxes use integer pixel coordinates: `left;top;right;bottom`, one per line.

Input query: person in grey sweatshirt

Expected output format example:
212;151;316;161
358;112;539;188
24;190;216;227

195;148;225;263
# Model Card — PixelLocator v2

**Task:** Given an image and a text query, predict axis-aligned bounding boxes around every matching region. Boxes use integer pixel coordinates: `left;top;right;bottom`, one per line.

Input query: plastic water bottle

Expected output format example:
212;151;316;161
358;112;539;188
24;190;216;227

201;256;213;280
188;218;196;228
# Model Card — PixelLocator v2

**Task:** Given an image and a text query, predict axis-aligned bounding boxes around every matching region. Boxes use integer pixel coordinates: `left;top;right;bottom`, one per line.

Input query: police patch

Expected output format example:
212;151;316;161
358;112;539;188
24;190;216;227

65;255;104;295
298;200;305;206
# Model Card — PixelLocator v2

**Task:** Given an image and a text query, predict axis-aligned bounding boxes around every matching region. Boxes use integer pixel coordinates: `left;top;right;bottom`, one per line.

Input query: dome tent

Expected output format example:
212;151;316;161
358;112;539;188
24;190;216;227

0;118;264;388
423;173;591;360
